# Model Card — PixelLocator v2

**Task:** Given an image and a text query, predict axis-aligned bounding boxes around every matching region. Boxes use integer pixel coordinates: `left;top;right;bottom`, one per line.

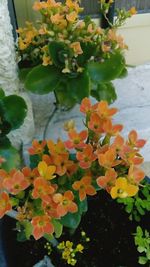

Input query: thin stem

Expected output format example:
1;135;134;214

43;106;58;140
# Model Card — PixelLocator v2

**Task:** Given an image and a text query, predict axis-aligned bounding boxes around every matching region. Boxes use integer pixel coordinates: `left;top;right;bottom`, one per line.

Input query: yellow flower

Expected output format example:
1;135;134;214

57;241;65;250
38;161;56;180
70;42;83;55
110;177;139;199
64;120;76;131
18;39;27;50
129;7;137;15
42;55;52;66
76;244;84;253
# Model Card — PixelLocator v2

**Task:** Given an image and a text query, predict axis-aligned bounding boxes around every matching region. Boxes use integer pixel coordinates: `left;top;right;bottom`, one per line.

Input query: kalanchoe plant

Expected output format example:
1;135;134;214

17;0;136;108
0;88;27;171
0;97;146;257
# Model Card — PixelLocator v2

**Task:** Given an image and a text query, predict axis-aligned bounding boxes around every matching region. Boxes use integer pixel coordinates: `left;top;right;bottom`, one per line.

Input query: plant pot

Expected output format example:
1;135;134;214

2;190;150;267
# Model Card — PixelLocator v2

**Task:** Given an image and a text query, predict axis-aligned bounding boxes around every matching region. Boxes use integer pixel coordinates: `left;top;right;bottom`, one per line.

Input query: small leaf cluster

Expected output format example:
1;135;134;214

117;181;150;222
0;88;27;171
134;226;150;265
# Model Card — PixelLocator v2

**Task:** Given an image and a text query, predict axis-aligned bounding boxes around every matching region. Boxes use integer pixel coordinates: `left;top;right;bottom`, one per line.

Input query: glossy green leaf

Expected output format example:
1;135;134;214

48;41;70;68
0;145;20;171
77;42;97;65
91;82;117;104
19;67;32;82
55;71;90;108
87;52;125;83
60;212;81;229
53;219;63;238
25;65;60;94
1;95;27;130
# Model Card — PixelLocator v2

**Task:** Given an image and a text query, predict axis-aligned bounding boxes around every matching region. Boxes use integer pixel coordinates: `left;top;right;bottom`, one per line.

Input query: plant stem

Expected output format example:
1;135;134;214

43;106;58;140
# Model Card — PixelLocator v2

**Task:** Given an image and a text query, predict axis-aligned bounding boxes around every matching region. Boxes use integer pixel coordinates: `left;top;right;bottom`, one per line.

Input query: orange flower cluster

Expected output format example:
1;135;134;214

17;0;128;72
0;98;146;240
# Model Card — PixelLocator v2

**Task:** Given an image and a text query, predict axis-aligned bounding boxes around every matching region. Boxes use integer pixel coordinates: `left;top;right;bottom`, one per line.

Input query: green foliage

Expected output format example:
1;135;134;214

87;52;125;83
0;88;27;170
1;95;27;130
91;82;117;104
24;50;125;108
48;41;71;68
134;226;150;265
60;198;88;230
25;65;60;94
117;181;150;222
16;220;33;241
0;146;20;171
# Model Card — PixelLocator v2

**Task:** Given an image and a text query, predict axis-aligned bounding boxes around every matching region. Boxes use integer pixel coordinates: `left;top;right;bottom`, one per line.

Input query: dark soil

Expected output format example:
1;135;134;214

2;191;150;267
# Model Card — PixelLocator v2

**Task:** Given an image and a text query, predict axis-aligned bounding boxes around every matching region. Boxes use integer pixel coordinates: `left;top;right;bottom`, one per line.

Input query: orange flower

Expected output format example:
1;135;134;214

47;139;66;155
51;14;64;25
28;140;46;155
66;0;83;13
42;198;60;219
97;101;118;120
98;148;120;169
127;130;146;148
0;169;8;189
119;145;144;165
110;177;139;199
32;177;55;201
111;135;124;151
38;161;56;180
97;168;117;192
66;11;78;23
51;154;74;176
88;113;103;134
53;190;78;217
22;167;38;184
70;42;83;55
72;176;96;201
0;191;12;218
76;144;97;169
3;171;30;195
65;129;88;149
31;215;54;240
128;165;145;184
102;120;123;136
80;98;97;114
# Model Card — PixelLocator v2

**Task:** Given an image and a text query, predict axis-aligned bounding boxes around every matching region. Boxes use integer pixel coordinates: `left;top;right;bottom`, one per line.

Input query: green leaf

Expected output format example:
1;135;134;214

138;256;148;265
48;41;70;68
87;52;125;83
77;198;88;214
91;82;117;104
52;219;63;238
19;68;33;82
0;88;5;99
24;221;33;240
118;67;128;78
55;70;90;107
146;250;150;260
138;246;146;253
25;65;60;94
1;95;27;130
0;145;20;171
137;226;143;236
60;212;81;229
77;42;97;65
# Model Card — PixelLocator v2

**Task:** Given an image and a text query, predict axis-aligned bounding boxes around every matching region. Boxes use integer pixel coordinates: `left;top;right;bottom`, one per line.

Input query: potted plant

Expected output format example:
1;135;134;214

0;97;148;267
